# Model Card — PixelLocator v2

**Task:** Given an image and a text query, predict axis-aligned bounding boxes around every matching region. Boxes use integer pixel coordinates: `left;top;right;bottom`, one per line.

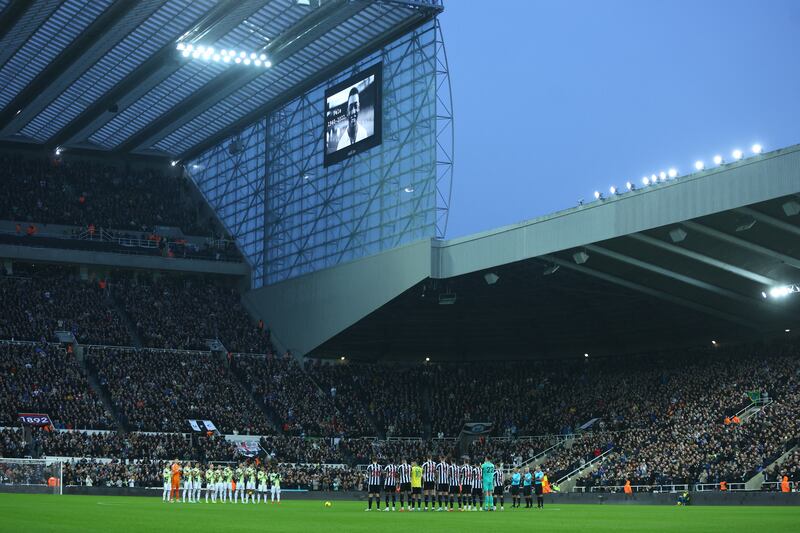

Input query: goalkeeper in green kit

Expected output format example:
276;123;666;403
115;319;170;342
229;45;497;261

481;456;495;511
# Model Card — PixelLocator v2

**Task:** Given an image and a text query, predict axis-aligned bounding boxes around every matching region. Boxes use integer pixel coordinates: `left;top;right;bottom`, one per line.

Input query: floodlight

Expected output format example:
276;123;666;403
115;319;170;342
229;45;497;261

668;168;678;178
609;186;617;194
626;181;634;191
244;59;251;65
584;353;589;358
642;176;650;186
650;174;657;183
223;56;230;63
197;46;205;53
264;61;272;68
732;149;743;160
176;43;185;51
185;44;193;52
713;155;723;165
404;187;415;193
694;161;704;171
221;49;228;56
659;171;667;181
425;357;430;362
751;143;763;154
259;54;267;61
235;57;242;64
239;51;246;58
250;53;256;59
54;147;62;156
192;51;200;58
170;160;178;167
594;191;601;200
181;50;190;57
213;54;220;62
254;60;261;66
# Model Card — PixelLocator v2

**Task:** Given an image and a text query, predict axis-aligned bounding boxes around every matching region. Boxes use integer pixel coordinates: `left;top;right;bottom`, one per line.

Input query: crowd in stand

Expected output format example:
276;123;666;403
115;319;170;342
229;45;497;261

234;355;343;436
87;347;271;435
111;275;270;353
0;342;114;430
0;266;130;346
0;154;209;236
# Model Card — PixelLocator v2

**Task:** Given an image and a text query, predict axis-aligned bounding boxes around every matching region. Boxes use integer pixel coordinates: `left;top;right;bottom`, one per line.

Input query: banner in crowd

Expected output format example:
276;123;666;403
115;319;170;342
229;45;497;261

187;419;202;432
236;441;261;457
460;422;493;436
202;420;218;433
18;413;53;427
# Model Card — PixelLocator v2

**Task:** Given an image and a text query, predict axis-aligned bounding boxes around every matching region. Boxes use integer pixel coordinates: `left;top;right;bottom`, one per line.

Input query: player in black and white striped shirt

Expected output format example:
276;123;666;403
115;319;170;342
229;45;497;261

448;459;459;511
493;464;505;511
365;458;381;511
459;458;473;511
435;455;449;511
421;455;437;511
383;463;398;511
397;459;412;512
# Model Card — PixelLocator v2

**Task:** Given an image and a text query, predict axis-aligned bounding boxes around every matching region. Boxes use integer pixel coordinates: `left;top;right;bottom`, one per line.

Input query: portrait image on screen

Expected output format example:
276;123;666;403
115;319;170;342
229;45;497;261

323;63;382;166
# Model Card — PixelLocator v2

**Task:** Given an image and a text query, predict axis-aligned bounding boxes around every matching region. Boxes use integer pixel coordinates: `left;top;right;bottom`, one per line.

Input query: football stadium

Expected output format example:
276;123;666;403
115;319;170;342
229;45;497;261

1;0;799;531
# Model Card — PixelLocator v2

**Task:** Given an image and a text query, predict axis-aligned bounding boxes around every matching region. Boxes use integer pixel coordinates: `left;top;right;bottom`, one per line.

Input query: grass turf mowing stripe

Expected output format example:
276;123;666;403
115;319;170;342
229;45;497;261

1;494;799;532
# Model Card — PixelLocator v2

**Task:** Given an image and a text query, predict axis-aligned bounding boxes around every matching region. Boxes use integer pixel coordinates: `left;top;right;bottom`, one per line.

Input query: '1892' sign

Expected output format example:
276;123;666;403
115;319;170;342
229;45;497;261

18;413;53;427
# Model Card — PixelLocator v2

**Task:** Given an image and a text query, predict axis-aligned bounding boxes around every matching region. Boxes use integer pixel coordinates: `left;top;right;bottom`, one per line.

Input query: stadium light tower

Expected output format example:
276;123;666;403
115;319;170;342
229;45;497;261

732;149;743;161
694;160;704;171
751;143;763;154
713;155;724;165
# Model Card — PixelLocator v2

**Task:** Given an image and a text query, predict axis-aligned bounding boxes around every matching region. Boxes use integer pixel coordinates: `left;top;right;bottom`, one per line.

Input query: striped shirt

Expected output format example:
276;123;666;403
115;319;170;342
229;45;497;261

494;469;504;487
460;464;473;486
397;463;411;484
383;464;398;486
448;464;459;486
436;462;449;485
366;463;381;486
422;460;437;482
472;466;481;484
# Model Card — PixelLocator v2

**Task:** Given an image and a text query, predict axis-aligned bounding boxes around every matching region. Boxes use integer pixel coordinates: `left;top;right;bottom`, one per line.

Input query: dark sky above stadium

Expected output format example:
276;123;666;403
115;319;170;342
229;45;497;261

439;0;800;238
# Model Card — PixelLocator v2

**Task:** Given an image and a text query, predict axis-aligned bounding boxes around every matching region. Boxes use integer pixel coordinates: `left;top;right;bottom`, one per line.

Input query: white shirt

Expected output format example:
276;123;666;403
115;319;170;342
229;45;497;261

336;123;368;150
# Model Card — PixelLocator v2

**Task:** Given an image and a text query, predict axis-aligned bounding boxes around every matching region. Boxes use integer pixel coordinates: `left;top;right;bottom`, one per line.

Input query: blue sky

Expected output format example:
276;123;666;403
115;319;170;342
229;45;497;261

439;0;800;237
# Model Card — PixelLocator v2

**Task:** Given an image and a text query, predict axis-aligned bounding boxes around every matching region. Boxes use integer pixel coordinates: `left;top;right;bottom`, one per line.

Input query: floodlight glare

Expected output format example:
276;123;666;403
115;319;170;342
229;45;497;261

668;168;678;178
243;58;251;65
239;51;246;58
259;54;267;61
751;143;763;154
264;60;272;68
694;160;704;171
642;176;650;185
650;174;657;183
254;59;261;66
659;171;667;181
609;186;617;194
192;51;200;58
234;57;241;64
626;181;633;190
713;155;723;165
769;286;792;298
170;160;178;167
223;56;230;63
249;53;256;60
221;49;228;56
732;149;743;160
181;50;190;57
594;191;601;199
176;43;185;51
197;46;205;53
185;44;193;52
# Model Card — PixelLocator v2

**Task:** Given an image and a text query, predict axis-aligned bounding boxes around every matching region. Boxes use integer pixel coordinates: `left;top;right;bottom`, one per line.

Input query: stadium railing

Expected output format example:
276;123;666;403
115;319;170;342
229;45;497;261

694;482;747;491
761;481;796;492
575;484;690;493
557;447;614;485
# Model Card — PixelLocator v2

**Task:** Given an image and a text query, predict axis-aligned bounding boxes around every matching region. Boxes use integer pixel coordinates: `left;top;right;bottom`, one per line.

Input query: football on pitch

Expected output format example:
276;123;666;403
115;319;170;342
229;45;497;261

324;501;332;507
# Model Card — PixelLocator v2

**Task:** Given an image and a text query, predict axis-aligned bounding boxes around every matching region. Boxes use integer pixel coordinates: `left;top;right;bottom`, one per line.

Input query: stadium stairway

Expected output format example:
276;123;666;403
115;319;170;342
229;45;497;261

556;447;616;493
744;441;800;490
108;293;143;348
75;345;128;431
226;358;284;434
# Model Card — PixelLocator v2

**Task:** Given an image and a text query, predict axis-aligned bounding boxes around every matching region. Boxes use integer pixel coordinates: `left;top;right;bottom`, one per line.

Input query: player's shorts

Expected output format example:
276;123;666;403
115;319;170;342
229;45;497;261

472;487;482;496
423;481;435;491
510;485;519;496
412;486;421;495
461;484;472;494
483;483;493;494
246;481;255;490
400;482;411;492
217;482;224;492
271;486;280;493
384;485;396;494
258;483;267;492
522;485;532;496
494;486;503;496
534;484;543;496
449;485;459;495
171;479;180;490
163;481;171;491
368;484;381;493
437;483;449;493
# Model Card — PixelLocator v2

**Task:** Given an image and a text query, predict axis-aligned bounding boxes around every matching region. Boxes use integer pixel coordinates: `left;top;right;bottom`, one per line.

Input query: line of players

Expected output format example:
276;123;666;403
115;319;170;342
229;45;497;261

162;460;282;504
364;455;550;512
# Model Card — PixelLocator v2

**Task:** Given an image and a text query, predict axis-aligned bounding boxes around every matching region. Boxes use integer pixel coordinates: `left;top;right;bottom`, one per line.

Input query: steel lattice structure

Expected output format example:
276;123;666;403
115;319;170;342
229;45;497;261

188;17;452;288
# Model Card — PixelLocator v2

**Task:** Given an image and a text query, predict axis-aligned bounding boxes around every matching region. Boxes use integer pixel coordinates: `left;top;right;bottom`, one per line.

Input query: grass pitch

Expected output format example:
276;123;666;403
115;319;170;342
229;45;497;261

1;494;799;532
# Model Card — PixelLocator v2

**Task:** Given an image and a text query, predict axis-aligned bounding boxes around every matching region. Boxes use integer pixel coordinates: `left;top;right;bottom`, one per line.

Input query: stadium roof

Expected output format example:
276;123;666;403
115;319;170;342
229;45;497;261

0;0;442;160
246;143;800;361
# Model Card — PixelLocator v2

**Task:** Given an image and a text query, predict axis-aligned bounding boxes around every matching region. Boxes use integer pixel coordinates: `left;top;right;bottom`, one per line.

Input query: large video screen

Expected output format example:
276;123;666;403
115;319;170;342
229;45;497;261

323;63;382;167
